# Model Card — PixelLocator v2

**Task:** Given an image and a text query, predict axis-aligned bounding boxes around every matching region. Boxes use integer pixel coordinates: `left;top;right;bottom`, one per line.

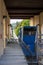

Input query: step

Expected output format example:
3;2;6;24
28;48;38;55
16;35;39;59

0;44;28;65
1;55;25;60
0;63;28;65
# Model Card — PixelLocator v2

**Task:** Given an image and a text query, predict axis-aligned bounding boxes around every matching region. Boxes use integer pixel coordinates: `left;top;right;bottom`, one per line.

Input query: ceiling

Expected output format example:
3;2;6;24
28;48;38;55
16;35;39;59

4;0;43;19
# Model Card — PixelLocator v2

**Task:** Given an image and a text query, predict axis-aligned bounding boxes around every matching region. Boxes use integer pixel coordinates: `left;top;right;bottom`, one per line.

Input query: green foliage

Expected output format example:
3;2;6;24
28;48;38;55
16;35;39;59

14;19;30;36
21;20;30;26
14;27;20;36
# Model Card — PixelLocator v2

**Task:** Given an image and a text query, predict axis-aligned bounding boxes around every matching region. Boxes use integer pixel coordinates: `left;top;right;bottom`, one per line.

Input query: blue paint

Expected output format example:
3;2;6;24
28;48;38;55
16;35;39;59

20;26;37;57
23;35;36;56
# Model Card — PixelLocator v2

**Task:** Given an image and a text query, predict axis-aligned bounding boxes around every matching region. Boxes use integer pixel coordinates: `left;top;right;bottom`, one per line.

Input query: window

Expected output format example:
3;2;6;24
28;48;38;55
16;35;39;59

23;28;36;35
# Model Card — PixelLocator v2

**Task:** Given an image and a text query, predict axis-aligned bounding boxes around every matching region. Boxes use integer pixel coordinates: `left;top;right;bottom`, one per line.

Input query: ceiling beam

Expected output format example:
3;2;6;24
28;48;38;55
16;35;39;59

9;12;39;19
10;16;33;19
8;10;42;14
7;7;43;10
9;13;39;15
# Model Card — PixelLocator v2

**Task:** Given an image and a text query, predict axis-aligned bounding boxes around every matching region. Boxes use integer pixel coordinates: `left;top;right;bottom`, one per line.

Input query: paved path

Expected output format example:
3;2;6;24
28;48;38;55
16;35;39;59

0;43;28;65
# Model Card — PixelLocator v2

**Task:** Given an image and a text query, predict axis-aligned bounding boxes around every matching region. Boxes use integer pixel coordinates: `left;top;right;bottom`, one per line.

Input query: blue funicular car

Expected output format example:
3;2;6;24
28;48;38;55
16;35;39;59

19;26;38;65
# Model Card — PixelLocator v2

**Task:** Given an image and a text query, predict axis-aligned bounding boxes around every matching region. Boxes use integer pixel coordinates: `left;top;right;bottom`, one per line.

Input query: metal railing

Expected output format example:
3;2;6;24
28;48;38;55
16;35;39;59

35;25;43;64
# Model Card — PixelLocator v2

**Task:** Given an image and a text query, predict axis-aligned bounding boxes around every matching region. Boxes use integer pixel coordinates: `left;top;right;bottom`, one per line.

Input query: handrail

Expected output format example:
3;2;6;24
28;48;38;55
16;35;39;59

35;25;43;62
38;34;43;36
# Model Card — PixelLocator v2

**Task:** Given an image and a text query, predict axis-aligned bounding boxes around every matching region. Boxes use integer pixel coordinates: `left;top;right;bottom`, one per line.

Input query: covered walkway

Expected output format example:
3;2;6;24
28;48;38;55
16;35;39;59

0;0;43;65
0;43;28;65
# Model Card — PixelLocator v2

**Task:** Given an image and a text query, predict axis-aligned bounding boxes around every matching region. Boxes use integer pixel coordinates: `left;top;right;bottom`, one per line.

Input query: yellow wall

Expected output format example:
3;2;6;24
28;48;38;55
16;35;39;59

30;15;39;26
0;0;4;56
0;0;10;56
30;13;43;39
33;15;39;26
40;12;43;39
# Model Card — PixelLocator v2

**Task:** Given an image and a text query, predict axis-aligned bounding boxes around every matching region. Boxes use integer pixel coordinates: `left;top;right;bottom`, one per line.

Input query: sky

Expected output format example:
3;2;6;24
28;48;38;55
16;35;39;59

10;19;23;24
10;19;23;38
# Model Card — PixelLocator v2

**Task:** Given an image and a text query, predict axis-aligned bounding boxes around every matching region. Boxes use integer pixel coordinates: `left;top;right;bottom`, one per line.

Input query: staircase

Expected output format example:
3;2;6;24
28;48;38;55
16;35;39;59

0;43;28;65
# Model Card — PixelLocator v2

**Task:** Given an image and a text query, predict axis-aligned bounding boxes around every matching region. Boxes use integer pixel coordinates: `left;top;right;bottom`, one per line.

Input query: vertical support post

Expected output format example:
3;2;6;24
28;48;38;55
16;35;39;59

39;15;41;41
3;16;7;48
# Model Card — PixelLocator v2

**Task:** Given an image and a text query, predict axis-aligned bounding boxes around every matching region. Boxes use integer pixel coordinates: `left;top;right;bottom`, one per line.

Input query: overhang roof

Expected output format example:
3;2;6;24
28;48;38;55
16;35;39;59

4;0;43;19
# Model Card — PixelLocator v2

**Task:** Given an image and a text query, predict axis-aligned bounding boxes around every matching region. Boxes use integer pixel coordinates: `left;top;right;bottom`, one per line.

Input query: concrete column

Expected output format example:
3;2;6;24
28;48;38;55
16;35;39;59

40;12;43;39
33;15;42;39
8;17;10;39
33;13;43;39
33;15;39;26
6;15;10;39
30;17;34;26
3;18;6;48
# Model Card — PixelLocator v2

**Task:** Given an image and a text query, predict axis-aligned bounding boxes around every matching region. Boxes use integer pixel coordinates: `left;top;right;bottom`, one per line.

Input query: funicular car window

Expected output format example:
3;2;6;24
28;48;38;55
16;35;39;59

23;27;36;35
